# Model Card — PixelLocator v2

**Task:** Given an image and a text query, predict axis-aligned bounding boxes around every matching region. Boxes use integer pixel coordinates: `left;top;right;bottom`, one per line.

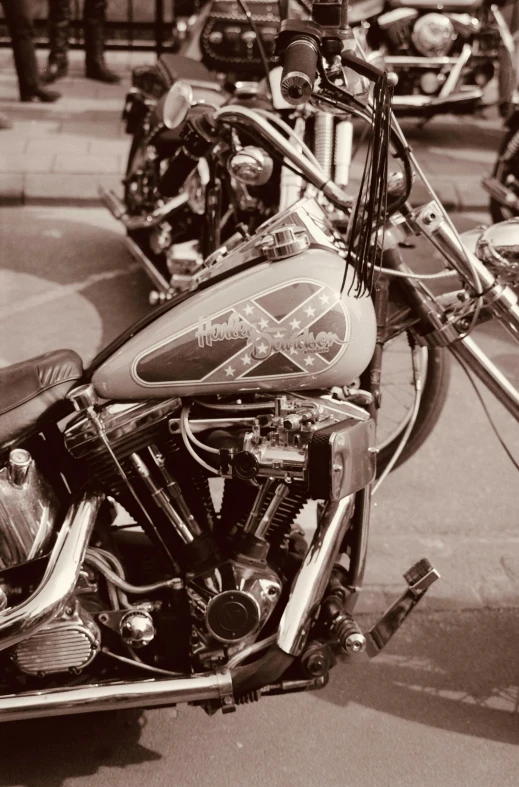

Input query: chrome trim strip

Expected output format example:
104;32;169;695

0;670;232;722
0;491;104;653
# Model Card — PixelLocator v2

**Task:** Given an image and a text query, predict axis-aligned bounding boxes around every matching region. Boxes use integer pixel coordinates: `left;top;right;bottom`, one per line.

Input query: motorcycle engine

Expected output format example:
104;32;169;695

412;14;455;58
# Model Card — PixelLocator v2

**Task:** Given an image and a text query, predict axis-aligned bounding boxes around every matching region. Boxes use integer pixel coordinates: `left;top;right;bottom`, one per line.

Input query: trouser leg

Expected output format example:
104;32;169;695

0;0;39;96
83;0;119;82
47;0;71;67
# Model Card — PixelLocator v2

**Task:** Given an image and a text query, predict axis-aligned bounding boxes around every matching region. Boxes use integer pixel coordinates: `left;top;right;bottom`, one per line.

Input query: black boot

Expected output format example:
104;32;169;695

83;0;120;84
20;87;61;103
42;0;70;84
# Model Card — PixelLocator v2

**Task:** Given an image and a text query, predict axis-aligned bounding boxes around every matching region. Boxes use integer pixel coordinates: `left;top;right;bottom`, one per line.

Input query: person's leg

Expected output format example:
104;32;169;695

43;0;71;83
0;0;60;101
83;0;120;83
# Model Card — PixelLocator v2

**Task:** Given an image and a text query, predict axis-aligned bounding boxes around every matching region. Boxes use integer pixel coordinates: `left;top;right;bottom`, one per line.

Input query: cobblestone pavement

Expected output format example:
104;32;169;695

0;48;505;208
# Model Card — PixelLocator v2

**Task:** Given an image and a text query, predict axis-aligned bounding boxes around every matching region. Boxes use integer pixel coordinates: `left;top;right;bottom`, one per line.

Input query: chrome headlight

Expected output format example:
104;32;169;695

476;218;519;282
412;14;455;58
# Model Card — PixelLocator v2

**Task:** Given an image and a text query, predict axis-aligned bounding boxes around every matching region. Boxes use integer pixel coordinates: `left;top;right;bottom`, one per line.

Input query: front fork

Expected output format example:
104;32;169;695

386;201;519;421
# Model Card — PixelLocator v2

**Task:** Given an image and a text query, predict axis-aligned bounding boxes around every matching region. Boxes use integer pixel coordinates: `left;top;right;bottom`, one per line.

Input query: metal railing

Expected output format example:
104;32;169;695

0;0;192;54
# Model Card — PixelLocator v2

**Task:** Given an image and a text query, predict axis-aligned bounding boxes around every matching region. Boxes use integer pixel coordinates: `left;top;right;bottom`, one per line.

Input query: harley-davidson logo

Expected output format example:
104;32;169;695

195;314;346;360
134;279;351;386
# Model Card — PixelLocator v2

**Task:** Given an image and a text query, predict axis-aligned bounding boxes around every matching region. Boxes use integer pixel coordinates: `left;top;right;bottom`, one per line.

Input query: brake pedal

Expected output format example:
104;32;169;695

366;558;440;658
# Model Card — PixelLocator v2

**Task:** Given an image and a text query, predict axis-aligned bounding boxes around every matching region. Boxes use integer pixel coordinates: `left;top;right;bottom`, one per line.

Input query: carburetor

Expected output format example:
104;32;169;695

221;395;376;501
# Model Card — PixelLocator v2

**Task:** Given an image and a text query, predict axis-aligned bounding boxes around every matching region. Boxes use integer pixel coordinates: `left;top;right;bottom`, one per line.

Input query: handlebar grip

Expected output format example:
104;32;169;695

281;35;320;106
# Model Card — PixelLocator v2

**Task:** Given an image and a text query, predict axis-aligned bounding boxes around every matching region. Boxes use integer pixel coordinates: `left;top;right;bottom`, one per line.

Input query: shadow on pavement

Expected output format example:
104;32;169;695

320;609;519;745
0;709;161;787
0;208;151;366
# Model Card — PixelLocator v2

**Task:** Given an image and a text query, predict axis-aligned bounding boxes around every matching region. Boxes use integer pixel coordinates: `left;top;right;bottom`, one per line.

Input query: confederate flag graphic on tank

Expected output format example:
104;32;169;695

134;280;351;386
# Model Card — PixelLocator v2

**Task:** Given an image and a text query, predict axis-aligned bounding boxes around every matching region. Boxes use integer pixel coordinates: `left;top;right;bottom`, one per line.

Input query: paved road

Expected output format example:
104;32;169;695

0;207;518;786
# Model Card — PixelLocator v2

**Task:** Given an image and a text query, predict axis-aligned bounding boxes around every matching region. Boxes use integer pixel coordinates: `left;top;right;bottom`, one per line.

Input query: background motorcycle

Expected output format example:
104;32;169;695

482;88;519;220
350;0;518;118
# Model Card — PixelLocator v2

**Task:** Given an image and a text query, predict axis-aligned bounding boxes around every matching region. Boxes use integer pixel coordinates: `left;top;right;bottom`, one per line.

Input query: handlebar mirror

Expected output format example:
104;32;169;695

163;81;194;130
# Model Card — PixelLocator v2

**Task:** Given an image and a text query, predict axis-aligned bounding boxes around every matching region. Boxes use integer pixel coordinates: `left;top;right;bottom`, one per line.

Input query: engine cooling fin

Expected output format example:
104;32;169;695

220;478;308;549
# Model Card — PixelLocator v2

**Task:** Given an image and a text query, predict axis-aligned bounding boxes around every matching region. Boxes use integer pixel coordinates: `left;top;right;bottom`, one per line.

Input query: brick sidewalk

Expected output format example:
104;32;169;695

0;48;498;208
0;49;151;204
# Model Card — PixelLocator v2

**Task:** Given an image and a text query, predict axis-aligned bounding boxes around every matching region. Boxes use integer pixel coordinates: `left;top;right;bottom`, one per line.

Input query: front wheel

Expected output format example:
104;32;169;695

376;337;451;474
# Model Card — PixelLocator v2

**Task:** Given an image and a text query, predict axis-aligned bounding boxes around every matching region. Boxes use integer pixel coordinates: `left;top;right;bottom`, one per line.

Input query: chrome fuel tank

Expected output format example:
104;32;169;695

92;200;377;400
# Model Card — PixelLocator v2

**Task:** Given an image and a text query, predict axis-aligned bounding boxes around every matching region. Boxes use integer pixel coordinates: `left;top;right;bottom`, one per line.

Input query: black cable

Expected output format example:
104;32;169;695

456;353;519;473
236;0;273;101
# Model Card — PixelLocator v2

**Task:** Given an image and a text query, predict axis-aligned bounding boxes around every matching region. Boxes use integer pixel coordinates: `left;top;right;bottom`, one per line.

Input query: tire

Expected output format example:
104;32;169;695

489;124;519;223
376;338;451;474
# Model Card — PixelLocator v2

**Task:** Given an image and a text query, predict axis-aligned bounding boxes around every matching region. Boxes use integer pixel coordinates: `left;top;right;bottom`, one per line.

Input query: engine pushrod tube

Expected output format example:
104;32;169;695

0;491;103;652
214;105;352;210
0;671;232;722
277;494;355;657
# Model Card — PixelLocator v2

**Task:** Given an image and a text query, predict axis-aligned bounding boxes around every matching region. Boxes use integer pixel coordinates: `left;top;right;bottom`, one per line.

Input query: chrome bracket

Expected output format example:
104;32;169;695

215;669;235;714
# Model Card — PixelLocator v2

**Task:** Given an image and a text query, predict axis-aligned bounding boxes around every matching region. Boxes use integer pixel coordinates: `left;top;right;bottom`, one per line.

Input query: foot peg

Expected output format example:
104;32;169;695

366;558;440;658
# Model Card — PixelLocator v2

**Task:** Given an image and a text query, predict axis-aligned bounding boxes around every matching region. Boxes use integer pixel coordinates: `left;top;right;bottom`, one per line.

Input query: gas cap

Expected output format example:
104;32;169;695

261;226;310;260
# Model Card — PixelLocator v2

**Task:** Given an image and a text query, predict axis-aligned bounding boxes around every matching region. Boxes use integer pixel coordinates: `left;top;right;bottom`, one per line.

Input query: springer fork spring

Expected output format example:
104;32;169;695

314;111;334;180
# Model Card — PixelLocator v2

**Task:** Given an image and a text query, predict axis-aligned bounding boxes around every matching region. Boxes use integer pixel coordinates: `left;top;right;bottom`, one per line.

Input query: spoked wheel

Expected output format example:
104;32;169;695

489;125;519;223
376;334;451;474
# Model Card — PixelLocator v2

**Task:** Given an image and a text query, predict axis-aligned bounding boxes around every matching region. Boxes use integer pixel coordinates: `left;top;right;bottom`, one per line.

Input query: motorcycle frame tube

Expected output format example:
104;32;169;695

0;671;232;722
277;493;356;657
0;491;104;652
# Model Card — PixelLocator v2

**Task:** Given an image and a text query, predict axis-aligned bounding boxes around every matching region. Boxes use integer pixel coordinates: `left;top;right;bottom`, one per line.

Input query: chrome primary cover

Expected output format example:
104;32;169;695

92;199;377;400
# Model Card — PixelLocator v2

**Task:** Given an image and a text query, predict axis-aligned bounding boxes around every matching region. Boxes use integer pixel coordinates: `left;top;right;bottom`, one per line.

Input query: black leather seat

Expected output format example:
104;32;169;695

156;54;218;89
0;349;83;446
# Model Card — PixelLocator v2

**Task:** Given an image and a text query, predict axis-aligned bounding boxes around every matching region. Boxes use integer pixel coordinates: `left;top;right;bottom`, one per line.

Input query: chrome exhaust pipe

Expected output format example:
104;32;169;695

277;494;356;657
98;186;189;232
0;671;233;722
0;491;104;652
481;176;519;211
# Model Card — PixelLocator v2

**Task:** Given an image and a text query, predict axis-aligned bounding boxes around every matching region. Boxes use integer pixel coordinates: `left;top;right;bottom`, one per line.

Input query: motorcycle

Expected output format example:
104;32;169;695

349;0;519;118
482;90;519;221
2;4;517;725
